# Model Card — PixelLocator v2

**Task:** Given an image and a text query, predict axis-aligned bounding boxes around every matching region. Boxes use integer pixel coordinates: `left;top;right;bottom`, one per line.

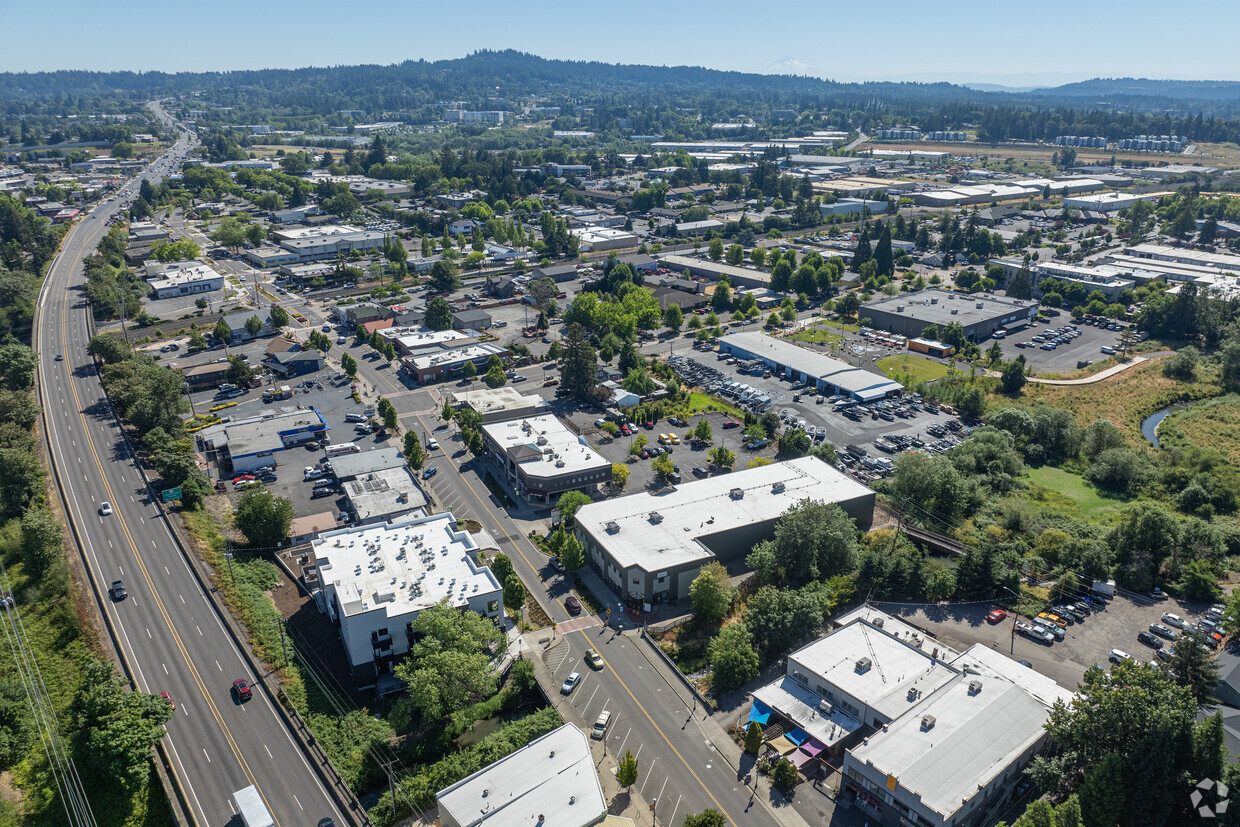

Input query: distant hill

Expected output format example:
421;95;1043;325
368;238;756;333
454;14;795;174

1045;77;1240;102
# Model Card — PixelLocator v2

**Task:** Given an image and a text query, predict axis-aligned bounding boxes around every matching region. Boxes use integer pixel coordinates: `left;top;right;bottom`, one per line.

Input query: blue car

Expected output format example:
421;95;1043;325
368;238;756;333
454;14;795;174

422;467;437;480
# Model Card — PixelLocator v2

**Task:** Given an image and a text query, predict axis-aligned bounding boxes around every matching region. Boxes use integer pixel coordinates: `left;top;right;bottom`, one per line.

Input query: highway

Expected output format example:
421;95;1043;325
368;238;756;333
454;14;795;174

34;105;351;827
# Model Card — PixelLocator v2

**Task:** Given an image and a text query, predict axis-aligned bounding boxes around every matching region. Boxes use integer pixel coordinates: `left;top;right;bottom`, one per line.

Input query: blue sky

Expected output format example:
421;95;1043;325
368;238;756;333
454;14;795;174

4;0;1238;85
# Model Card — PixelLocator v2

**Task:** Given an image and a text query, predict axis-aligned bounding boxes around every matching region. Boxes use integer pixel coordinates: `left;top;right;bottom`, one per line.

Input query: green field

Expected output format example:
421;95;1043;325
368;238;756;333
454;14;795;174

789;325;845;346
1157;394;1240;463
877;354;951;383
1025;466;1127;521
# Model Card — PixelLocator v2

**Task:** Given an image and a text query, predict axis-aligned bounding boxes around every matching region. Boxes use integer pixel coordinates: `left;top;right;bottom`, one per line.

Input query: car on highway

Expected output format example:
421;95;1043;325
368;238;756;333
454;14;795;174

986;609;1007;624
160;691;175;710
584;649;604;670
110;580;127;601
232;678;252;702
560;672;581;695
55;354;63;361
99;502;113;516
422;467;437;480
565;595;583;615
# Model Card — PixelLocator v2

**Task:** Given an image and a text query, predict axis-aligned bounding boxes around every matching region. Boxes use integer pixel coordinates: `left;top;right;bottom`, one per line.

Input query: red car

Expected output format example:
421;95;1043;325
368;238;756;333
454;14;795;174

722;420;740;429
160;691;175;710
232;678;252;702
620;425;632;436
986;609;1008;624
565;595;583;616
232;474;254;483
643;420;654;430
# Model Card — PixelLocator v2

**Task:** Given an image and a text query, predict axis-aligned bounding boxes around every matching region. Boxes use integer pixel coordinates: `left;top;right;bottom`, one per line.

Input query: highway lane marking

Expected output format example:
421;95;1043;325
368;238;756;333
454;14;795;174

196;625;202;636
180;594;185;603
264;744;272;759
163;663;168;675
293;795;303;811
216;661;222;671
146;628;152;638
202;748;210;763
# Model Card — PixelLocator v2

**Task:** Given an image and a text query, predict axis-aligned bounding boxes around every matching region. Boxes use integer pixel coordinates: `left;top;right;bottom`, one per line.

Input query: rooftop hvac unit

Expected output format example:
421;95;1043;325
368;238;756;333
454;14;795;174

605;520;620;533
729;487;745;500
951;308;959;315
920;714;936;731
772;481;786;493
871;617;885;629
855;657;872;673
907;687;921;702
968;679;983;695
555;459;565;468
819;699;832;714
648;512;663;524
896;305;904;312
976;302;984;309
930;297;939;304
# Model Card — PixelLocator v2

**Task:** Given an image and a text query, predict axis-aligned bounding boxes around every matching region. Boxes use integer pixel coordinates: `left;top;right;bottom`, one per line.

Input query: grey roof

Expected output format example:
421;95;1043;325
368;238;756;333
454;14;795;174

863;289;1037;327
327;447;406;480
223;309;268;330
720;331;901;398
453;308;492;324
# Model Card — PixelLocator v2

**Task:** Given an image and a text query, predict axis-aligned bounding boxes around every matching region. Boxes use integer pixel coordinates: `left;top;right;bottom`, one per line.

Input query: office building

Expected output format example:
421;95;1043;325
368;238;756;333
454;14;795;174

862;290;1038;341
198;408;330;474
448;387;549;424
480;414;610;505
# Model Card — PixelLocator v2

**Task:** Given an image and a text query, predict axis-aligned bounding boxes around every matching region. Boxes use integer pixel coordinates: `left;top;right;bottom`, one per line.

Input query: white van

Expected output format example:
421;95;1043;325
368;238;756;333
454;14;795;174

591;710;612;740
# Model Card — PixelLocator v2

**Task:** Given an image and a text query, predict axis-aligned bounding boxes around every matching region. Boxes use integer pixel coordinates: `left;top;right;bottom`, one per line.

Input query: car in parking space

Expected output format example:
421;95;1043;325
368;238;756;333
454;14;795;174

1031;616;1065;640
1100;346;1117;355
549;557;565;572
1162;612;1189;630
1016;620;1053;643
1149;622;1178;640
560;672;581;695
422;467;437;480
311;486;335;498
304;467;325;480
1037;612;1068;628
232;678;252;702
722;420;740;429
1137;630;1164;649
1109;649;1135;664
986;609;1007;624
1055;604;1087;622
584;648;604;670
110;580;127;601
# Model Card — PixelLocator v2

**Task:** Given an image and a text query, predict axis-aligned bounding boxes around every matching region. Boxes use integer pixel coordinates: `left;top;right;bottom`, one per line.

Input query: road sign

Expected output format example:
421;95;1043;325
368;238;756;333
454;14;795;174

161;487;181;502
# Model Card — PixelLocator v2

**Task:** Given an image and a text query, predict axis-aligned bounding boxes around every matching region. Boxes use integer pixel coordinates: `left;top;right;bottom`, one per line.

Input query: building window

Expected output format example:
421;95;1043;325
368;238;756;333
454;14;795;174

487;600;499;613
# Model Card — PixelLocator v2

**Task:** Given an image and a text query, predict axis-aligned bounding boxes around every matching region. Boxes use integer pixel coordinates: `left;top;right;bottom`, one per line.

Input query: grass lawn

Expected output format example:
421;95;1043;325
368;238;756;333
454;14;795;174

1158;394;1240;463
821;319;860;333
789;325;845;346
1025;466;1127;521
877;354;951;383
1001;358;1221;446
677;391;745;419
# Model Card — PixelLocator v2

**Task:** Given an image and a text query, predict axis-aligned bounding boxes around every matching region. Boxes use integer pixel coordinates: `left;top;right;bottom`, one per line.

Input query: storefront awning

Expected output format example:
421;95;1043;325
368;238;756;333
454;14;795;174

747;699;772;726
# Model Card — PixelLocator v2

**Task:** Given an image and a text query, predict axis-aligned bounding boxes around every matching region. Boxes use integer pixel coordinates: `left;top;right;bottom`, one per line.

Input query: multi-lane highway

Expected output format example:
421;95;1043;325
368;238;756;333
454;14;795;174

34;109;351;827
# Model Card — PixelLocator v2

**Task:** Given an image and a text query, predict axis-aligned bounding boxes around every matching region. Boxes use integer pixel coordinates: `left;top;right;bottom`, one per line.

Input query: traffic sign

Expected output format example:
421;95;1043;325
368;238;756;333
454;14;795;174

161;487;182;502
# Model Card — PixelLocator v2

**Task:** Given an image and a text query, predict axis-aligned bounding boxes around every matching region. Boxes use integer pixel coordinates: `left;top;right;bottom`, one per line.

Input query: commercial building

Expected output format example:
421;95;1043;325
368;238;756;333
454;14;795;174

988;257;1136;303
656;254;770;289
222;309;276;343
448;387;549;424
819;198;889;218
573;457;874;608
544;163;592;178
341;466;428;525
862;289;1038;342
312;512;503;679
452;308;493;331
327;447;406;481
718;332;902;401
435;724;606;827
198;408;330;474
128;221;167;243
747;606;1073;827
1122;243;1240;274
244;247;301;267
146;262;224;299
910;183;1040;208
381;327;476;358
570;227;638;252
1062;191;1156;212
401;343;510;385
481;414;610;505
270;224;385;262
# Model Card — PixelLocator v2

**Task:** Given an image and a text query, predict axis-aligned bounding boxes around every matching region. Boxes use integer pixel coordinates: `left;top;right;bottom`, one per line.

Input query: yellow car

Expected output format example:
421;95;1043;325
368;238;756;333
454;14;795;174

669;434;680;444
584;648;604;670
658;433;670;444
1037;612;1068;628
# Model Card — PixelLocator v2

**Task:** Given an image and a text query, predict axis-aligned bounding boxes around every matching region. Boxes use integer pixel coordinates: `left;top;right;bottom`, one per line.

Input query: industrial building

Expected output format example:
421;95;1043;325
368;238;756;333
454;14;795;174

819;198;889;218
748;606;1073;827
1062;191;1157;212
311;512;503;680
988;257;1135;303
718;332;902;401
435;724;606;827
269;224;385;262
573;457;875;609
862;289;1038;341
910;183;1040;208
1123;243;1240;274
198;408;330;474
480;414;610;505
570;227;638;252
656;254;770;289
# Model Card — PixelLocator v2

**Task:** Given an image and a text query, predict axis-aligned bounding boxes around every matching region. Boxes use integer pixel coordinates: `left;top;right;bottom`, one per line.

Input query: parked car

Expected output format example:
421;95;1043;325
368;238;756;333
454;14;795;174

422;467;437;480
1137;631;1164;649
1162;612;1189;630
1031;617;1065;640
560;672;581;695
986;609;1007;624
549;557;565;572
1149;622;1178;640
1109;649;1134;664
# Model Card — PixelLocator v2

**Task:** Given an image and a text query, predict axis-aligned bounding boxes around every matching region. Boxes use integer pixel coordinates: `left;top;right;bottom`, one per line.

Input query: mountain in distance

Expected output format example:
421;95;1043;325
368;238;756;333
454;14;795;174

761;57;818;76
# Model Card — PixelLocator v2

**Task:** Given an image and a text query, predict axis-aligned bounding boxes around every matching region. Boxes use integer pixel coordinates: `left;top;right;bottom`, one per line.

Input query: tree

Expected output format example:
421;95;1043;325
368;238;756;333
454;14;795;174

210;218;247;250
621;366;656;396
559;532;586;572
234;489;294;550
1199;215;1218;246
743;722;763;754
1007;265;1033;300
663;303;684;332
711;279;732;312
428;260;459;293
503;574;526;615
771;758;799;793
617;749;638;789
874;223;894;277
485;365;507;388
1168;631;1221;703
20;506;63;574
725;244;744;265
777;428;811;458
708;446;735;468
0;345;37;391
341;352;357;377
87;334;130;365
269;305;289;328
692;418;713;445
559;323;598;400
461;360;477;381
708;622;759;691
652;453;675;479
767;500;860;585
490;553;515;586
690;561;736;625
835;292;860;319
611;463;630;488
393;602;505;721
212;318;232;345
404;431;423;469
1078;753;1125;827
226;355;255;387
708;237;724;262
1000;357;1027;394
426;296;453;331
683;810;727;827
1168;201;1198;241
556;490;592;524
380;402;399;433
1161;346;1198;380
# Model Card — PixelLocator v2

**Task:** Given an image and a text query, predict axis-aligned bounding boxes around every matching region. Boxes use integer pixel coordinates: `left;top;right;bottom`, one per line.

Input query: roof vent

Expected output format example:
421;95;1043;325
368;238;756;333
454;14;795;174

896;305;904;313
976;301;984;309
549;750;555;758
772;481;786;493
649;512;664;524
819;699;832;714
872;617;884;629
605;520;620;533
482;789;489;798
855;657;872;673
908;687;920;702
729;487;745;500
921;714;937;731
968;679;983;695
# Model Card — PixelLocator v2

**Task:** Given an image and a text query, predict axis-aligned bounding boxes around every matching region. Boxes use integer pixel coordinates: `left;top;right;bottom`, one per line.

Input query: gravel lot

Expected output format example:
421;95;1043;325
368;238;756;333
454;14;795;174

883;591;1219;690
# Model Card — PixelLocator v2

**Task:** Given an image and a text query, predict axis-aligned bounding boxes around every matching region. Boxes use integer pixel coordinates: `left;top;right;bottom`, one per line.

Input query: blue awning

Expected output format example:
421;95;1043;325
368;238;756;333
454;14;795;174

748;699;772;726
786;728;810;746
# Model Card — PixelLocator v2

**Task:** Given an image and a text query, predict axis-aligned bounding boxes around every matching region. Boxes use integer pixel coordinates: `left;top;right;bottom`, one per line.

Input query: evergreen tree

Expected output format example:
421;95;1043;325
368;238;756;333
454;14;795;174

874;223;894;277
851;225;872;272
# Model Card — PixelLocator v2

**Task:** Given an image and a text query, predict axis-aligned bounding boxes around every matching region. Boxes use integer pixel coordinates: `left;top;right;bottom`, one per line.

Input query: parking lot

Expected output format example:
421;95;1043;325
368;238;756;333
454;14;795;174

885;591;1223;690
991;317;1128;374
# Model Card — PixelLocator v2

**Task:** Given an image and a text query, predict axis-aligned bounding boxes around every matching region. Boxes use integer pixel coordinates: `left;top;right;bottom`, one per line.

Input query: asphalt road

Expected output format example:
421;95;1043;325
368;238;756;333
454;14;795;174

35;107;350;827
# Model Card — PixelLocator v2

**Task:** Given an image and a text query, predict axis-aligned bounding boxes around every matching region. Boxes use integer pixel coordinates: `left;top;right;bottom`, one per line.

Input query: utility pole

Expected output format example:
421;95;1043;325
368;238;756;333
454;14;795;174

273;618;290;667
224;541;235;583
115;288;131;349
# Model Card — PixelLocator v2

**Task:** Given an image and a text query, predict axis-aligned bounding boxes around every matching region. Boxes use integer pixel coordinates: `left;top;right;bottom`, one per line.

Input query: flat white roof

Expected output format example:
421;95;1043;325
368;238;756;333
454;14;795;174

1125;242;1240;272
752;675;862;748
576;456;874;572
481;414;609;481
834;605;962;661
450;386;548;418
314;512;498;620
721;331;902;398
149;264;223;288
341;466;428;523
791;619;959;722
273;224;362;240
410;343;505;370
384;327;470;349
949;643;1076;707
436;724;605;827
848;672;1049;819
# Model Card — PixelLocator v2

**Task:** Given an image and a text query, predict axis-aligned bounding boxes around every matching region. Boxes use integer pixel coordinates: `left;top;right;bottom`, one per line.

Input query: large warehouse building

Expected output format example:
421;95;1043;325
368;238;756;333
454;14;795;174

862;289;1038;341
718;332;902;401
573;457;875;609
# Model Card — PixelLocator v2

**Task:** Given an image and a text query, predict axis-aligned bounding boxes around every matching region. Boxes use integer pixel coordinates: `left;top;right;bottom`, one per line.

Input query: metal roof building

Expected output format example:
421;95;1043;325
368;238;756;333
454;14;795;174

718;331;902;401
862;289;1038;342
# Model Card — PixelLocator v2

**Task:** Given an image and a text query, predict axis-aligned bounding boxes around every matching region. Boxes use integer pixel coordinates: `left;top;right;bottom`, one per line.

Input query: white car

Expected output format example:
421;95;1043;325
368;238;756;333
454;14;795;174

426;438;439;450
1161;612;1189;630
99;502;113;516
304;468;325;480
